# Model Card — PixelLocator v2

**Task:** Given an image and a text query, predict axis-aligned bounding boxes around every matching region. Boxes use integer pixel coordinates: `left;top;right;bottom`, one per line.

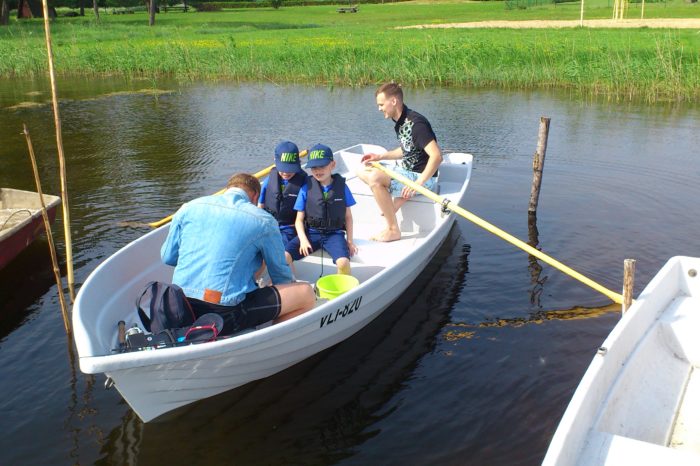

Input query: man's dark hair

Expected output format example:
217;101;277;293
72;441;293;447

375;82;403;101
227;173;261;199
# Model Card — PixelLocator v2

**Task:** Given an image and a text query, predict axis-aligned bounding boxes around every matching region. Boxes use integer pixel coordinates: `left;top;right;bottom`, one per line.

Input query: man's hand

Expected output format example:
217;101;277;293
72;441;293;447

361;153;381;165
401;185;417;199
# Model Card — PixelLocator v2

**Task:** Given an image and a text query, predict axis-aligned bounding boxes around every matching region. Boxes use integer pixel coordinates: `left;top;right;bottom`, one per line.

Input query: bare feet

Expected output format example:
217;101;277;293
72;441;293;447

370;228;401;242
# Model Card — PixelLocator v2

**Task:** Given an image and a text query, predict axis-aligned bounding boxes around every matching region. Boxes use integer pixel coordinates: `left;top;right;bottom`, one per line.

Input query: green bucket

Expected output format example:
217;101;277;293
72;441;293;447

316;274;359;300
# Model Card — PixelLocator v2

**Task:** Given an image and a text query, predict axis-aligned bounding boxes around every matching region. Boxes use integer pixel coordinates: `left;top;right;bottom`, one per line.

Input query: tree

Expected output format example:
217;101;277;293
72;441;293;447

148;0;155;25
271;0;282;8
92;0;98;19
1;0;9;26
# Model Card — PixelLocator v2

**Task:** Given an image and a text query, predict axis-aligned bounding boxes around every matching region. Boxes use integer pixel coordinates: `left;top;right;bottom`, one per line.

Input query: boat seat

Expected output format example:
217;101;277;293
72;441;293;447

595;296;700;447
581;431;700;466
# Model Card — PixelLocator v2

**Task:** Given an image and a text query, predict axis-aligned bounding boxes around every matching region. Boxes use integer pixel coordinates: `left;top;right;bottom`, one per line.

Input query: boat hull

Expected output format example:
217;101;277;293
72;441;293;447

73;144;473;422
0;188;61;270
105;226;450;422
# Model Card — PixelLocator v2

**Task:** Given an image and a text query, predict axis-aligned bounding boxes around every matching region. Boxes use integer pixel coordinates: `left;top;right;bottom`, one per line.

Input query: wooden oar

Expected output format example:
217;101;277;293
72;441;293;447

148;150;308;229
370;162;626;305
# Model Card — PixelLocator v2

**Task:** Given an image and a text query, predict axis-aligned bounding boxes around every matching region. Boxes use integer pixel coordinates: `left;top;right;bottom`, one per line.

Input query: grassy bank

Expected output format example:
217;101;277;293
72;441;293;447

1;0;699;102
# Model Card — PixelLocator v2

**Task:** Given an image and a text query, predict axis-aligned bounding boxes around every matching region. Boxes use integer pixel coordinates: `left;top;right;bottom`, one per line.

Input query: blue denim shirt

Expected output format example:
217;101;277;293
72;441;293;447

161;188;293;306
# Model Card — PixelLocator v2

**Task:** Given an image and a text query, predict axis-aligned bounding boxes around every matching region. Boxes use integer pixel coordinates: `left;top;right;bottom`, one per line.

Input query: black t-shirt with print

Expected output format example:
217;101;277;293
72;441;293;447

393;105;438;176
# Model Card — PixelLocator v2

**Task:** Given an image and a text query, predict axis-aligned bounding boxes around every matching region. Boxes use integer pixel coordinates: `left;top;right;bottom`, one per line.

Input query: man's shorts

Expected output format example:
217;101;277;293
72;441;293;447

286;229;349;264
279;225;297;248
187;286;281;336
389;166;438;198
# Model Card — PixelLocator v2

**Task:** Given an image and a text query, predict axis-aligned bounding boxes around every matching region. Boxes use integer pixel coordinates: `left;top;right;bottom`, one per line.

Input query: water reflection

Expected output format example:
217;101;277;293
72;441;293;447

0;239;57;339
527;212;546;309
1;79;699;465
97;227;468;464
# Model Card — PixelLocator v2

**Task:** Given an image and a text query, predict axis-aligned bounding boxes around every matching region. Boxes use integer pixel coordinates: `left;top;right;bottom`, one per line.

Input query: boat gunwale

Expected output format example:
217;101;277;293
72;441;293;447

77;197;461;372
73;149;473;373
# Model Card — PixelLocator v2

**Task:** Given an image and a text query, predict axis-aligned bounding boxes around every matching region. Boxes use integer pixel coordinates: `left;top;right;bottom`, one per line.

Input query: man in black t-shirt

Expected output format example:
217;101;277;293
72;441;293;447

358;82;443;242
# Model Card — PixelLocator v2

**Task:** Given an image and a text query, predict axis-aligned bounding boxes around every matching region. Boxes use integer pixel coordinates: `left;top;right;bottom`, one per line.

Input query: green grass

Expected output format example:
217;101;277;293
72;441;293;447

1;0;699;101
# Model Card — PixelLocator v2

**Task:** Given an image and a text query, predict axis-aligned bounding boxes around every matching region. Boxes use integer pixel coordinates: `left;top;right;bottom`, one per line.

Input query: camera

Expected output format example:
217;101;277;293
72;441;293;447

125;326;149;350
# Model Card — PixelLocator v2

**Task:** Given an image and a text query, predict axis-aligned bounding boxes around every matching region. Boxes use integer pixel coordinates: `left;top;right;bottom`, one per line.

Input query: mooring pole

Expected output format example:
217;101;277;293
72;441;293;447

42;0;75;302
622;259;636;313
528;117;551;215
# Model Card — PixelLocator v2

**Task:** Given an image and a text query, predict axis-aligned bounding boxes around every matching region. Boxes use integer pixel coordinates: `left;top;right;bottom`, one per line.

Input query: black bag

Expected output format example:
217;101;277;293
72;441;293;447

136;281;196;334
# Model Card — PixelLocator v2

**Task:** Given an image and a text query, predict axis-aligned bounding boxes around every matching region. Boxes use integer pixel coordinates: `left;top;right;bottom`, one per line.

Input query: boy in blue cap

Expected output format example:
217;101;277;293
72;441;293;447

285;143;358;275
259;141;307;247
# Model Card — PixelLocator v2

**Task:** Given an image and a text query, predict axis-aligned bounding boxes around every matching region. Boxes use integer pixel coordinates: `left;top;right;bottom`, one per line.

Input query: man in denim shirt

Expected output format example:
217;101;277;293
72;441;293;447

161;173;315;335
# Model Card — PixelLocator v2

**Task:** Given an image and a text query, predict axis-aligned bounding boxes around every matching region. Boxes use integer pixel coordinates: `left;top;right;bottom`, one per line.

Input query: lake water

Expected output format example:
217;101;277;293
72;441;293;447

1;79;699;465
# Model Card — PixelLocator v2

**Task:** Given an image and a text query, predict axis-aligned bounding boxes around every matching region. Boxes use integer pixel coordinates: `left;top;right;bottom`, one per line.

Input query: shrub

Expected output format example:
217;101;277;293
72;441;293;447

192;2;222;10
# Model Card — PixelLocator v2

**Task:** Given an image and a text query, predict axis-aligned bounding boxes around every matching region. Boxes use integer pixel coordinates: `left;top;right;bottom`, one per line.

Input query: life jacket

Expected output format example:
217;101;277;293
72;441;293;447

305;174;347;231
263;168;305;226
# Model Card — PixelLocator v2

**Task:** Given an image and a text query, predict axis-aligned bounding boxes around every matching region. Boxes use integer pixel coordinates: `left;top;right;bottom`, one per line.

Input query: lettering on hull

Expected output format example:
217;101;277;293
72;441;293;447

320;296;363;328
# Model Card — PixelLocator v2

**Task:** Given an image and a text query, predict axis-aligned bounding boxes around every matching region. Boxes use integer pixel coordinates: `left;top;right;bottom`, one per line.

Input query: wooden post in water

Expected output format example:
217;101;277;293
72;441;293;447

528;117;551;215
41;0;75;302
622;258;636;313
23;124;72;335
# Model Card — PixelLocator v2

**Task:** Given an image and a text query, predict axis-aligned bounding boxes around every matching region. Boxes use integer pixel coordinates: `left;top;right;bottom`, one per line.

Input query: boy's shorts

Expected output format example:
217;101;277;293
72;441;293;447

389;166;438;198
286;229;349;263
187;286;281;336
279;225;297;248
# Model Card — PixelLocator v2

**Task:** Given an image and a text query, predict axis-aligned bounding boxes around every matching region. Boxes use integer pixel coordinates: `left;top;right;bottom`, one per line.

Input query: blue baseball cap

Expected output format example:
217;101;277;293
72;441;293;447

274;141;302;173
306;144;334;168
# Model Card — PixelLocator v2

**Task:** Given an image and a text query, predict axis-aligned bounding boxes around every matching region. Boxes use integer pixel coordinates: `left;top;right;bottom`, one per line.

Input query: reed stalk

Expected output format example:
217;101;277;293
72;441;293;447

23;124;72;335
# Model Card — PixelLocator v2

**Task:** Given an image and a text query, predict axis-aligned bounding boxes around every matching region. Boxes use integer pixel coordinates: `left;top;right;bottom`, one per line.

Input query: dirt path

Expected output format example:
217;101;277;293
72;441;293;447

399;18;700;29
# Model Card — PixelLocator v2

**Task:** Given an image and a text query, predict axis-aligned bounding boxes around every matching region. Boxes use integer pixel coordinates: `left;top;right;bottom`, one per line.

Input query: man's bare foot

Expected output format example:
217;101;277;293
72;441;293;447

370;229;401;242
370;228;387;240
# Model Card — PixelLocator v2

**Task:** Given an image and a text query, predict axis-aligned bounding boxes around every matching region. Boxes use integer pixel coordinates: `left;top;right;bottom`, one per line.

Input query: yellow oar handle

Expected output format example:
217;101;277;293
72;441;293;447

370;162;625;305
149;150;308;229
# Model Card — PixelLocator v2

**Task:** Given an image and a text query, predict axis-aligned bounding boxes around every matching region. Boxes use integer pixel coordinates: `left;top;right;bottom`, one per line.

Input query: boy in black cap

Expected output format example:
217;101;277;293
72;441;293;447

285;143;358;275
259;141;307;248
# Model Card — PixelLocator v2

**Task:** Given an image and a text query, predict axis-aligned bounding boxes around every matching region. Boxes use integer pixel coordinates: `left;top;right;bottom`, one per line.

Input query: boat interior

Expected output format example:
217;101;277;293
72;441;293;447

582;258;700;464
0;188;60;237
291;145;470;287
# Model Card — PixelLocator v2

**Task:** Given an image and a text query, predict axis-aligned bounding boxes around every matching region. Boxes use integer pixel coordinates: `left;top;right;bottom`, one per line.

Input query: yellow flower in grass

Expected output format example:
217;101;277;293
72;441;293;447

191;39;223;49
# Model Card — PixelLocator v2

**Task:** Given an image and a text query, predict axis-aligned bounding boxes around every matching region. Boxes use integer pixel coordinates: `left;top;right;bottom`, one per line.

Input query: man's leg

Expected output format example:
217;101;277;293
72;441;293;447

357;167;401;242
275;282;315;322
393;197;408;212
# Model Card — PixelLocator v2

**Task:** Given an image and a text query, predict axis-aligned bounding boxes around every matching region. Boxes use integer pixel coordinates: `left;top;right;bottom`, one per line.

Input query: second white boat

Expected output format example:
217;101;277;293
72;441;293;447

543;256;700;465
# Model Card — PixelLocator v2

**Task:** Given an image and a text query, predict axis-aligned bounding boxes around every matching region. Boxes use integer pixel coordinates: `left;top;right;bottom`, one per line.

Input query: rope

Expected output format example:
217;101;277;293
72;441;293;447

319;238;325;279
0;209;33;231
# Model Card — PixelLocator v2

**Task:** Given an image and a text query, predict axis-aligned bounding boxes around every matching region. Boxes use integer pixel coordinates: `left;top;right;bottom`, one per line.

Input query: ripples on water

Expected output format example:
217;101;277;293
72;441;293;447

0;80;699;465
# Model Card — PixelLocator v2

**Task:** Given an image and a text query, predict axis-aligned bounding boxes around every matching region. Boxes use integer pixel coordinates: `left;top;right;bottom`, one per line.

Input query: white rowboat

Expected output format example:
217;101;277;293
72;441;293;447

73;144;473;422
543;256;700;465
